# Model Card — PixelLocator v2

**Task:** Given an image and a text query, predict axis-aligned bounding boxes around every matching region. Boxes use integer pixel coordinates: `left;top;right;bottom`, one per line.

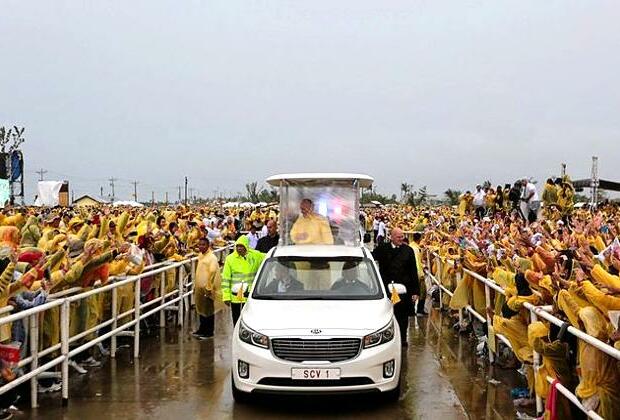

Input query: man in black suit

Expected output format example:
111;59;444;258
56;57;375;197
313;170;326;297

372;227;419;346
264;263;304;294
331;260;371;294
256;220;279;253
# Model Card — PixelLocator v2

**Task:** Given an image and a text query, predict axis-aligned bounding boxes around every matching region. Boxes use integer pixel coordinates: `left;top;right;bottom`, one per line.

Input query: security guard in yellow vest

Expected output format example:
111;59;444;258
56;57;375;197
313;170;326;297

221;235;265;325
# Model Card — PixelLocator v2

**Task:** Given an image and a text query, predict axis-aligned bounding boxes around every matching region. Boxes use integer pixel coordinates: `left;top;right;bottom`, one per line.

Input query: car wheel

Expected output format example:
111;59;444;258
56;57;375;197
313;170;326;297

231;373;252;404
383;380;401;403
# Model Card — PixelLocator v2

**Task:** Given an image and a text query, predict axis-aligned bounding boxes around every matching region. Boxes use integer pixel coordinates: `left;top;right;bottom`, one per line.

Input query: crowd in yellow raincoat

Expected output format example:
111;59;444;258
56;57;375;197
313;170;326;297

0;204;256;382
366;175;620;419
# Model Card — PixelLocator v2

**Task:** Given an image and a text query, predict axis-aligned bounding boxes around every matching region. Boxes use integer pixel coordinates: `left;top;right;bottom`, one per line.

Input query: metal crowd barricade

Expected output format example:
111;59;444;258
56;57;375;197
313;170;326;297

426;252;510;348
0;244;233;408
424;249;620;419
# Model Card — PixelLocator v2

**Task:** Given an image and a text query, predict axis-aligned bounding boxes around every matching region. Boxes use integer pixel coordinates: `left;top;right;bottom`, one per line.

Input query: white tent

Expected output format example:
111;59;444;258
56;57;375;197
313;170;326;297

34;181;63;207
223;202;240;208
113;200;144;207
239;202;256;208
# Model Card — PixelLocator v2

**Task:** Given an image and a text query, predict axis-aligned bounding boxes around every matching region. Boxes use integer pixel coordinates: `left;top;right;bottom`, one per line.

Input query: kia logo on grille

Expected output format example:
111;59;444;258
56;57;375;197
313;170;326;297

310;329;322;334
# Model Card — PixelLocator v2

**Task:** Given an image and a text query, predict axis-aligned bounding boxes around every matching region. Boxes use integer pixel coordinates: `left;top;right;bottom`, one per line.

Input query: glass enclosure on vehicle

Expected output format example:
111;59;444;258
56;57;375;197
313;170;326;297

252;257;383;300
266;174;374;247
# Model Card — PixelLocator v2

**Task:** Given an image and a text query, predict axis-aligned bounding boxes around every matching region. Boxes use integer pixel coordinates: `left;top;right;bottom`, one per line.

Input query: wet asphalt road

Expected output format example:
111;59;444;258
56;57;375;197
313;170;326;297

22;308;525;420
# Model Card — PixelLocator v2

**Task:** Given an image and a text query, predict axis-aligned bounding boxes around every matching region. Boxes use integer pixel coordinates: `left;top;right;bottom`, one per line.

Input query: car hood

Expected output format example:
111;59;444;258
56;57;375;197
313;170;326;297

241;299;393;337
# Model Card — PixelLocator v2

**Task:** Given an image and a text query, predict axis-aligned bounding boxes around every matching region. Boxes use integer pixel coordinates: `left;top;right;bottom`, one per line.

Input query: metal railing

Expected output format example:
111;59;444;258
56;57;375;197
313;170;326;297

0;244;233;408
425;250;619;420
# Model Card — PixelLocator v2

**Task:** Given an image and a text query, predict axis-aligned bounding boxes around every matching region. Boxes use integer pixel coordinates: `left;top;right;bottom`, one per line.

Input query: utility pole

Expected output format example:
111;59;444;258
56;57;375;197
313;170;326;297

189;188;195;204
184;176;188;206
109;177;117;202
178;186;182;203
165;191;169;205
100;186;104;197
36;168;47;181
151;191;155;206
131;181;139;202
590;156;599;209
560;163;566;178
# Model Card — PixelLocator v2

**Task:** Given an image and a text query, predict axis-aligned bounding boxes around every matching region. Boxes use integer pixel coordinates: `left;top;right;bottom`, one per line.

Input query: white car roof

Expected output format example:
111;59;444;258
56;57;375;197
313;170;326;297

266;173;374;188
271;245;367;259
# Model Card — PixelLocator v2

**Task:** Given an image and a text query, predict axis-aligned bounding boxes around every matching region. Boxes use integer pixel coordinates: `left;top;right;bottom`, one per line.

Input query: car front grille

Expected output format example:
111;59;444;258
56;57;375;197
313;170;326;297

271;338;361;362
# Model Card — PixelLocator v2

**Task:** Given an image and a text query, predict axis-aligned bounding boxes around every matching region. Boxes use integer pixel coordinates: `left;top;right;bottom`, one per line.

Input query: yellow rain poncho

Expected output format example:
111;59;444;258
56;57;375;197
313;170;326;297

575;306;620;419
591;264;620;291
581;280;620;313
2;213;25;229
557;289;589;328
289;213;334;245
0;262;17;342
528;322;580;420
20;216;41;248
494;313;533;363
194;249;224;317
449;251;487;313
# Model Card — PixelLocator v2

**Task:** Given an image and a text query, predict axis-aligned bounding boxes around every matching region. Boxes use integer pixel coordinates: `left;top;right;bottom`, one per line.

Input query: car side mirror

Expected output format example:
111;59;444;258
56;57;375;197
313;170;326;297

387;283;407;295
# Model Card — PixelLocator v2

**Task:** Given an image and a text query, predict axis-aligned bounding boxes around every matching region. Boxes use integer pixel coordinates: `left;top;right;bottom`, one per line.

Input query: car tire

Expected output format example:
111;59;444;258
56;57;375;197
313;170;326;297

383;380;401;403
231;374;252;404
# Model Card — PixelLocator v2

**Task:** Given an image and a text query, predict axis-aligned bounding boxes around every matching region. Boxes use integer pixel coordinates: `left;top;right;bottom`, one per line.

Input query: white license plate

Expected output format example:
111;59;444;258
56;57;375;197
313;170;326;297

291;368;341;380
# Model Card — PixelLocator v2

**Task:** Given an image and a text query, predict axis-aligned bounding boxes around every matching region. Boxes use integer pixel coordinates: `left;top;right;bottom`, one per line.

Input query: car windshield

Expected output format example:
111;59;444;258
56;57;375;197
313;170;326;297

252;257;383;300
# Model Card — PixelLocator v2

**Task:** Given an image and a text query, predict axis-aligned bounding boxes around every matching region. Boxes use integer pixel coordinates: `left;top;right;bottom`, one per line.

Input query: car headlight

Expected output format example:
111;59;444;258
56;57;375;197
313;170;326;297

363;319;395;349
239;321;269;349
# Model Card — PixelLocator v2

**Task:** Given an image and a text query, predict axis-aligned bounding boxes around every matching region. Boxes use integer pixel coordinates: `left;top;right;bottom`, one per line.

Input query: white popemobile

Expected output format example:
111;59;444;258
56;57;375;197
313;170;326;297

231;174;402;402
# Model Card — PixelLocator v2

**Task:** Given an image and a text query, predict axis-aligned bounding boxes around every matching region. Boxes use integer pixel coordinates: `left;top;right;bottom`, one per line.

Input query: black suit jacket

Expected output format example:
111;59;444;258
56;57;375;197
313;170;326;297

372;242;420;304
263;277;304;294
256;234;279;253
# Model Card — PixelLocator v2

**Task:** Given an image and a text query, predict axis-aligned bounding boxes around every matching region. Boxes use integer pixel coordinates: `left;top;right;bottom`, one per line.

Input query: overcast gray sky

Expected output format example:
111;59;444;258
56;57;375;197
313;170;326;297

2;0;620;202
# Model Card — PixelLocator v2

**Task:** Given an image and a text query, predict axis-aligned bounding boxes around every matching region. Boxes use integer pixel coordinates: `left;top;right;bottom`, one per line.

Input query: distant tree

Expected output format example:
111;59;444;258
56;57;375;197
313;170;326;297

0;127;9;152
574;190;607;204
444;189;462;206
257;187;279;203
245;182;260;202
407;186;428;206
400;183;410;202
574;193;589;203
360;188;397;205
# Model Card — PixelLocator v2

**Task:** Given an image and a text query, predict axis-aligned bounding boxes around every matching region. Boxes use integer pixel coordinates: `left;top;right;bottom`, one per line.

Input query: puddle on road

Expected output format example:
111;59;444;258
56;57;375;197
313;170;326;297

414;309;530;420
25;309;528;420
